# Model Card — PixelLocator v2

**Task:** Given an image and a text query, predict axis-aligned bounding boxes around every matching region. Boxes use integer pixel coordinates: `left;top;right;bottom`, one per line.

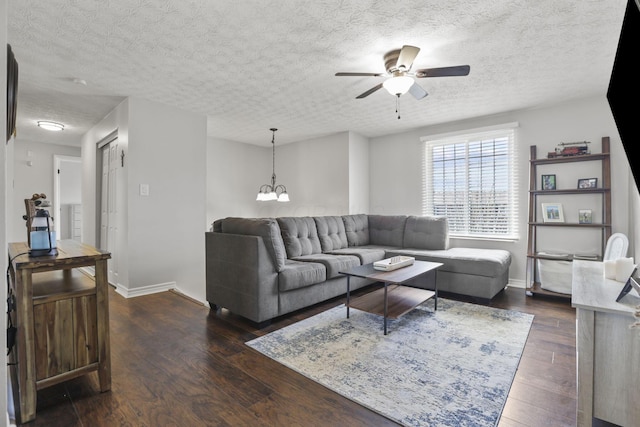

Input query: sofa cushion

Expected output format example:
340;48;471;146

403;215;450;250
279;260;327;291
385;247;511;278
368;215;407;247
326;247;386;265
342;214;369;246
314;216;349;252
277;217;322;258
220;217;286;272
292;254;360;279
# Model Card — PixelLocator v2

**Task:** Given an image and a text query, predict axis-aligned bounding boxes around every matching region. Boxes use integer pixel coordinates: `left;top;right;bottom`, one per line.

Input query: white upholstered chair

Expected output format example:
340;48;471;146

603;233;629;261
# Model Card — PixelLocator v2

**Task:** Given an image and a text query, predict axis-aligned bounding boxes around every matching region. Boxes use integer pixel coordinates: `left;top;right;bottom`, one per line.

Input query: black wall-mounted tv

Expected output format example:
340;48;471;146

607;0;639;190
6;43;19;142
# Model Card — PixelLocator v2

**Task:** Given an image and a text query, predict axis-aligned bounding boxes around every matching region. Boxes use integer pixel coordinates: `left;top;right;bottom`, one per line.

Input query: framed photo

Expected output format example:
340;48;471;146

578;209;593;224
578;177;598;189
541;174;556;190
541;203;564;223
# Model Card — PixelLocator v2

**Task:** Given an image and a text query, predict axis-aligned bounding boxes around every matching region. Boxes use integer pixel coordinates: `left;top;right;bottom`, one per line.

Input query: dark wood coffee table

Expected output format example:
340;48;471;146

339;260;443;334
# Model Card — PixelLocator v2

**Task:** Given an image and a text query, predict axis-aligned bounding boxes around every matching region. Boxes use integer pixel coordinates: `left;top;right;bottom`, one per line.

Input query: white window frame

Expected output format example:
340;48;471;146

421;123;519;241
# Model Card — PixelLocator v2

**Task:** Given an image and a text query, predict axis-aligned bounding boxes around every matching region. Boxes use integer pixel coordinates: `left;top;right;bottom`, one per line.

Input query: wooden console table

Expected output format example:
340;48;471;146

572;260;640;427
7;240;112;424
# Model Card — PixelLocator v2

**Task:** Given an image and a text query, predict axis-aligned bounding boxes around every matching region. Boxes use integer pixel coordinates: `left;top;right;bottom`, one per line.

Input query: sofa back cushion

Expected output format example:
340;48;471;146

314;216;348;251
277;217;322;257
342;214;369;246
220;217;287;271
403;215;450;250
368;215;407;247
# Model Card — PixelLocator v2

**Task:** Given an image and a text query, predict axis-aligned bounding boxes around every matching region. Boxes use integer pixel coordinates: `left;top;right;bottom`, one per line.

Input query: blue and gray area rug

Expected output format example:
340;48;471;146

246;298;533;427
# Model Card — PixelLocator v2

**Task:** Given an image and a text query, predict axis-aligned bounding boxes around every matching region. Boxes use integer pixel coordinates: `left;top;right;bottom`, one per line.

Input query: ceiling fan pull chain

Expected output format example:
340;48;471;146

396;94;401;119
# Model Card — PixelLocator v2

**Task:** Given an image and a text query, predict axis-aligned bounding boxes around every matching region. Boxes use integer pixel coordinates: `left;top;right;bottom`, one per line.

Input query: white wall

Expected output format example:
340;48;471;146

206;132;353;222
82;97;207;302
348;131;370;214
2;2;10;419
369;95;629;284
206;136;268;225
256;132;351;218
9;141;80;242
59;159;81;204
126;97;207;302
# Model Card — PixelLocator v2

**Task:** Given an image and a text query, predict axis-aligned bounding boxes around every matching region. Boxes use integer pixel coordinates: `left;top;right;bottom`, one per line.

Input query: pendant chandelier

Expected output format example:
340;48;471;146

256;128;290;202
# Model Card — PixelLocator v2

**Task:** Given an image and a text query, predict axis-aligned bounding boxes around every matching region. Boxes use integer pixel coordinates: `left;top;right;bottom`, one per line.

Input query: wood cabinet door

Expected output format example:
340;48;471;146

33;295;98;380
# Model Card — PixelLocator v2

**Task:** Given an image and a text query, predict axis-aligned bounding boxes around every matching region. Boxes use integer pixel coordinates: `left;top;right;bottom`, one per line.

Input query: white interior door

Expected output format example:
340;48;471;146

99;139;118;285
100;144;109;249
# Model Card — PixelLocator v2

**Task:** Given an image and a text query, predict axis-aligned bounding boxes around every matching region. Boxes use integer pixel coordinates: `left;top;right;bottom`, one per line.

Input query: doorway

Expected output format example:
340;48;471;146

53;155;82;241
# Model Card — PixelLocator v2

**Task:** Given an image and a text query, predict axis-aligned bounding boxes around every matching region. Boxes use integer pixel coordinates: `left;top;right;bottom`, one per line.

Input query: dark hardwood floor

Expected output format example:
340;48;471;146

11;284;578;426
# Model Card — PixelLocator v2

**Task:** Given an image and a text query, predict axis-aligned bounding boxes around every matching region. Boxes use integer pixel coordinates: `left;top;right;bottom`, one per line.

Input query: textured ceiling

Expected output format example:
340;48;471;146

7;0;628;147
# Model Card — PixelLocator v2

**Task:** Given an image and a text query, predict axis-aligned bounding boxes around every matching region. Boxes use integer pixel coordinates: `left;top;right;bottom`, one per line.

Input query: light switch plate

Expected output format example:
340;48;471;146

140;184;149;196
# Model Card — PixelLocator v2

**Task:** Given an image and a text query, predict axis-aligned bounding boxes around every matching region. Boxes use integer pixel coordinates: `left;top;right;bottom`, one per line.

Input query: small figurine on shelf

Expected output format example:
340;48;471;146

547;141;591;158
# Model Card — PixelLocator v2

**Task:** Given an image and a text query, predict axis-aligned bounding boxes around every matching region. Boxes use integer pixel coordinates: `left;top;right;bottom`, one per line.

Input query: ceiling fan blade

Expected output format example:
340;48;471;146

415;65;470;78
335;72;384;77
408;83;428;100
397;45;420;71
356;83;383;99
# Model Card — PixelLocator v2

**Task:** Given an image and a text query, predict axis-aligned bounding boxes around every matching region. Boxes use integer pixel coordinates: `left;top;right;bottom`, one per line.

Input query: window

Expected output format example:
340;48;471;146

422;124;519;240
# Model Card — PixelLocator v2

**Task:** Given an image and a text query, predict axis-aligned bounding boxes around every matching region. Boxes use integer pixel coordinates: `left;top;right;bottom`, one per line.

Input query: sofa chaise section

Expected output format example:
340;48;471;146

384;215;511;300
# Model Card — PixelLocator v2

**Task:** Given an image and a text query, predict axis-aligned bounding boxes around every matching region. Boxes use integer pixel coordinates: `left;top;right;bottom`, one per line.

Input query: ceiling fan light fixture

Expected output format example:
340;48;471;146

383;75;414;96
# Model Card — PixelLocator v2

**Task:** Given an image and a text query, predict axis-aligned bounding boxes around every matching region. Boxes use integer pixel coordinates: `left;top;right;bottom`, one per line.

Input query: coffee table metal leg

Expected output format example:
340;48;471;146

434;270;438;311
346;276;351;318
383;282;388;335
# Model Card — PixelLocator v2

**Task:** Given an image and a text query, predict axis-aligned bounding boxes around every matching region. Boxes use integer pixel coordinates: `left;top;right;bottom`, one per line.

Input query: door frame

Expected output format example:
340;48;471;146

53;155;82;241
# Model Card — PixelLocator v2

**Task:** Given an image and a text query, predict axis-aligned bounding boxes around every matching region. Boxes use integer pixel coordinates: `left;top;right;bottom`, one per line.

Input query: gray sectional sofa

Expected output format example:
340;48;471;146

205;214;511;325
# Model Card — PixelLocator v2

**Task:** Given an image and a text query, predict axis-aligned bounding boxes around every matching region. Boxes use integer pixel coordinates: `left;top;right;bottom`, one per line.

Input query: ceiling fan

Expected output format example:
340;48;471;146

335;45;470;100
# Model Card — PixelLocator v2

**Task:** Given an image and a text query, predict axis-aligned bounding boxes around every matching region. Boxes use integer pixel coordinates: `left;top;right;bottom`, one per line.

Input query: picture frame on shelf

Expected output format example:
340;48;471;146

579;209;593;224
541;203;564;223
541;174;556;190
578;177;598;189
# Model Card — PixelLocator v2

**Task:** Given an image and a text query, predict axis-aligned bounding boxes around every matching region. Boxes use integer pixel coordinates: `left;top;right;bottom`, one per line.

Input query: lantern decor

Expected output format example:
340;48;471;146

23;193;58;256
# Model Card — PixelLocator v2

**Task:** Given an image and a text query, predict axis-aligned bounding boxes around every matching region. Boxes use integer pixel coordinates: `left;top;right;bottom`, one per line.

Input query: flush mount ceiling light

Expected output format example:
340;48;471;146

37;121;64;131
256;128;290;202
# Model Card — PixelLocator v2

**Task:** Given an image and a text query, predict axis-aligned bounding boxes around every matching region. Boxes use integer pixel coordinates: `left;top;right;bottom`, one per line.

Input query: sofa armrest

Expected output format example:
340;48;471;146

205;232;279;323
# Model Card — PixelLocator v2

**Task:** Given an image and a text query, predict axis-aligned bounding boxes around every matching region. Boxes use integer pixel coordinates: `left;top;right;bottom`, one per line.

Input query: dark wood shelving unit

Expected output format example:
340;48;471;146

525;137;612;299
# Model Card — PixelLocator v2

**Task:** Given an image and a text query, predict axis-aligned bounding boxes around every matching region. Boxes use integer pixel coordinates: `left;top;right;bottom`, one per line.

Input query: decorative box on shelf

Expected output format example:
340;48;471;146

373;256;415;271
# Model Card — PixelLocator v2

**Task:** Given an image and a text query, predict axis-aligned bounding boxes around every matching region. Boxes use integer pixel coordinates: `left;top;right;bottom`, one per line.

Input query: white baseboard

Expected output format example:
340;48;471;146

168;289;208;307
507;279;526;289
114;281;176;298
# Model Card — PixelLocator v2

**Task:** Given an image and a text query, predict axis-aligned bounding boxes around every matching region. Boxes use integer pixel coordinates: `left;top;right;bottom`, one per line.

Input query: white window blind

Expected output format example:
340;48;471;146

422;125;519;240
